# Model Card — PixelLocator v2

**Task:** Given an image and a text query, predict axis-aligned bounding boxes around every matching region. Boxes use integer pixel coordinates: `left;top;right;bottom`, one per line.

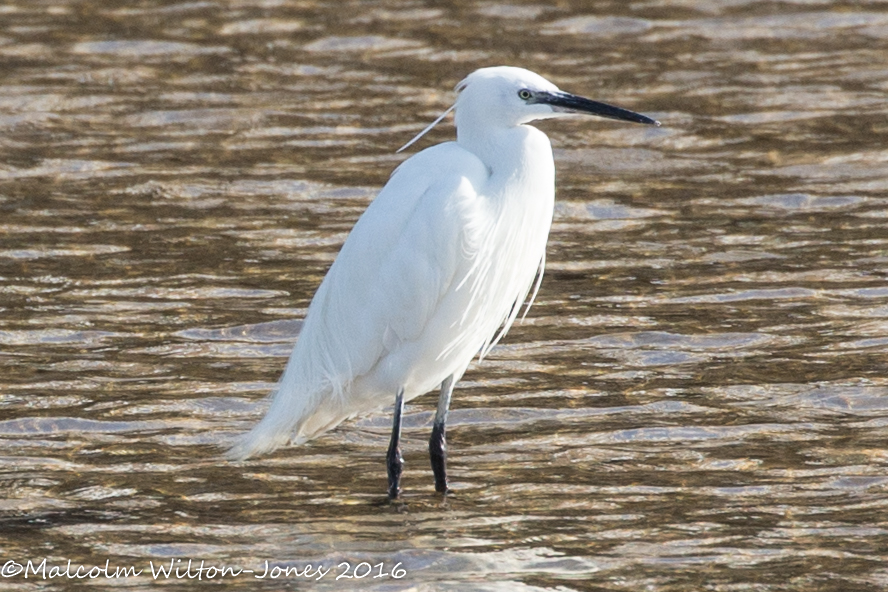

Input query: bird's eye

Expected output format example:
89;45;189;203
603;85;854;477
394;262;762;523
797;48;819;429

518;89;532;100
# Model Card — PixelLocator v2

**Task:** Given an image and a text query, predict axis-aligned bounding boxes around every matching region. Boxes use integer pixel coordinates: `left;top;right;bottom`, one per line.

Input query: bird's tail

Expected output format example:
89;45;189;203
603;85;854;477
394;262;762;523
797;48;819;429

224;402;303;461
224;363;321;461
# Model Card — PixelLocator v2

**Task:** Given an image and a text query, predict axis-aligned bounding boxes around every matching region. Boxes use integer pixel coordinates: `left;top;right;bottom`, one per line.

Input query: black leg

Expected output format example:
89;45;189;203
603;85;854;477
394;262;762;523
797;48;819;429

387;388;405;499
429;375;454;493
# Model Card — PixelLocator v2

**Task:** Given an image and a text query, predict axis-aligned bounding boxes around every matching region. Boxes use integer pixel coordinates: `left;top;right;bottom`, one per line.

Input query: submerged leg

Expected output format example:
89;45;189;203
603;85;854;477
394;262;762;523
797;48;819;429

387;387;405;499
429;375;455;493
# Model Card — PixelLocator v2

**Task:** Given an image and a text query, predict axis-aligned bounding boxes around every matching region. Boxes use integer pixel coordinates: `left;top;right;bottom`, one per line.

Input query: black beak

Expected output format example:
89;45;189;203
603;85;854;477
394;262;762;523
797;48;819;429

534;91;660;126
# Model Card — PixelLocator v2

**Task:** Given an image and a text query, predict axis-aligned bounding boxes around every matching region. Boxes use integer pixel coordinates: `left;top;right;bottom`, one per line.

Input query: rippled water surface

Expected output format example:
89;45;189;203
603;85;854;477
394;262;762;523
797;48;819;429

2;1;888;590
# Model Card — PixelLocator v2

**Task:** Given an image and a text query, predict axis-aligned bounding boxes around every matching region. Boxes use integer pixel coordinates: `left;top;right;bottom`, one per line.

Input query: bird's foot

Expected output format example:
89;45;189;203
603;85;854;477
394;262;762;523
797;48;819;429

387;445;403;499
429;422;449;494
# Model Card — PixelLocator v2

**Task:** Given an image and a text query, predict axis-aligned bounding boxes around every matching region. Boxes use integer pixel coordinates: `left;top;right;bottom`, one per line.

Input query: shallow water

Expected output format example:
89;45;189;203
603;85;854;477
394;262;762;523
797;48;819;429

2;1;888;590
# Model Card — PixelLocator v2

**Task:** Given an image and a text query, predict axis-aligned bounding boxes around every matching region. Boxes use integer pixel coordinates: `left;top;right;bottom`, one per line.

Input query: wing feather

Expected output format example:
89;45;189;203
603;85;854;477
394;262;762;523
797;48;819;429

227;142;489;458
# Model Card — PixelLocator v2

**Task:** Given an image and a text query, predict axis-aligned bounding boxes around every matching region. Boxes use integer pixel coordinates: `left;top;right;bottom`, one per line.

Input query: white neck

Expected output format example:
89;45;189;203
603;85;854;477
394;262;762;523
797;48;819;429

459;120;550;172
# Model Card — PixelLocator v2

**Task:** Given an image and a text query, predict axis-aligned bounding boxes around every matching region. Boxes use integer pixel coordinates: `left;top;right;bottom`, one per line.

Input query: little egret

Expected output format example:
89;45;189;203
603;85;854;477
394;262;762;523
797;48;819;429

227;66;659;497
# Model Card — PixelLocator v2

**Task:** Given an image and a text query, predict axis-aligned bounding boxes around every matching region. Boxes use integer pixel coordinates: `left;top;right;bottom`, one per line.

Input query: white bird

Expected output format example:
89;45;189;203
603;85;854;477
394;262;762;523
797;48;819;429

227;66;658;497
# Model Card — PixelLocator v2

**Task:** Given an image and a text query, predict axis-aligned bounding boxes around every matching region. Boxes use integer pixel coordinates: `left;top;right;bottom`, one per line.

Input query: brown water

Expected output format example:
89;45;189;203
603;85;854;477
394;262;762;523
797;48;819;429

2;1;888;590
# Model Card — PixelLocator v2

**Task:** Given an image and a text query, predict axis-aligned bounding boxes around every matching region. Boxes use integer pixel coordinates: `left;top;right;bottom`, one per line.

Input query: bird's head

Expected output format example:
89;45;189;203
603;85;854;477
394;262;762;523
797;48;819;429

455;66;659;129
396;66;658;153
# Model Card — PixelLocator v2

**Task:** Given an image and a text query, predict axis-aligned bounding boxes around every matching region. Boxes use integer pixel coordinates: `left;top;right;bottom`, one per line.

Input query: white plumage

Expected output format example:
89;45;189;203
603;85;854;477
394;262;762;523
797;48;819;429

226;67;658;493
